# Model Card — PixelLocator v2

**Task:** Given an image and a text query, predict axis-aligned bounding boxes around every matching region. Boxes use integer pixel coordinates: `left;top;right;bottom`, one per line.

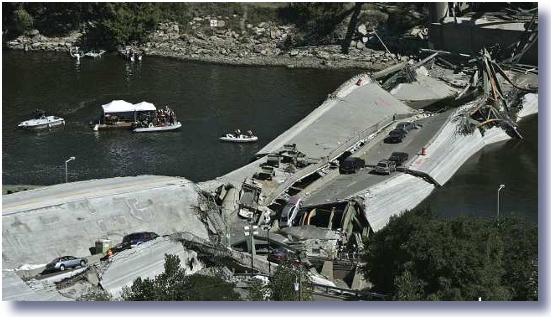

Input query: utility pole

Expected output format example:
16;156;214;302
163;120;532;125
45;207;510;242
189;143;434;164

298;250;303;301
262;224;271;275
244;223;258;272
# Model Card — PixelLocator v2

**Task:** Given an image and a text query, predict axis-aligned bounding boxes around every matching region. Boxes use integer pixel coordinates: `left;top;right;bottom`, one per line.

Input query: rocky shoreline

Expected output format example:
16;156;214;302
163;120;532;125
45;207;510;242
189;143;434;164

4;18;424;71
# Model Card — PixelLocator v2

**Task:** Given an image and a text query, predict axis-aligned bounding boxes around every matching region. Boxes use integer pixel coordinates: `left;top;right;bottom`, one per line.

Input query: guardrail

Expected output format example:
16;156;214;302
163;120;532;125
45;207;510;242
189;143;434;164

233;273;387;300
308;282;387;300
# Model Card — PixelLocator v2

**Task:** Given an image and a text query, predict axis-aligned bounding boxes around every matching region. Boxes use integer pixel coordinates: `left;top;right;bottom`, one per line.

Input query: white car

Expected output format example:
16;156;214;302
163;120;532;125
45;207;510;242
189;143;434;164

279;196;302;228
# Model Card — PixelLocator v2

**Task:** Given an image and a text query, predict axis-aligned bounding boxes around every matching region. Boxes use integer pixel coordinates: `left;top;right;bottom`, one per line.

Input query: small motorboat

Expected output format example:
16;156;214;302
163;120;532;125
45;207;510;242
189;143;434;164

18;111;65;130
220;133;258;143
133;122;182;133
84;50;106;58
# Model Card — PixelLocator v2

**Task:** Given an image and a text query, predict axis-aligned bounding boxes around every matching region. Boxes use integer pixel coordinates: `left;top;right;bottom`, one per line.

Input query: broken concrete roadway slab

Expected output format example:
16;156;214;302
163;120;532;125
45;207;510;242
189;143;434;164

100;237;203;299
2;175;210;269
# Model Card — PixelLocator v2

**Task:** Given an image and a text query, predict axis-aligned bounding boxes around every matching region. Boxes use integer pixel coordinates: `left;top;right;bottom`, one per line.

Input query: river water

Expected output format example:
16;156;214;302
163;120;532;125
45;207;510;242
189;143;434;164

1;50;538;223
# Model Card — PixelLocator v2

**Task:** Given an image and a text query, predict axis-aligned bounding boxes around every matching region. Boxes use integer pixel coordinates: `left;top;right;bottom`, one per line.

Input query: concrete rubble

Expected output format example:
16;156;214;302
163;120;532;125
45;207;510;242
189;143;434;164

356;174;435;232
100;237;203;299
2;271;71;301
2;175;210;269
2;18;539;299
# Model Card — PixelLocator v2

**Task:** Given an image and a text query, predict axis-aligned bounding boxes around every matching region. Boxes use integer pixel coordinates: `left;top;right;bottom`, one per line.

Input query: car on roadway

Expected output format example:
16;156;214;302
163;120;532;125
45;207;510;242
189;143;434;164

280;196;303;228
374;160;397;175
45;256;87;272
339;157;366;174
396;121;416;133
389;152;409;166
121;231;160;249
384;129;407;143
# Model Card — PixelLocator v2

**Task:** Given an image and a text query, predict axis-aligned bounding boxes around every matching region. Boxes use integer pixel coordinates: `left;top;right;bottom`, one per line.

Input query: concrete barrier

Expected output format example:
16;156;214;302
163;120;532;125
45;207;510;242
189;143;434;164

409;118;510;186
355;174;435;232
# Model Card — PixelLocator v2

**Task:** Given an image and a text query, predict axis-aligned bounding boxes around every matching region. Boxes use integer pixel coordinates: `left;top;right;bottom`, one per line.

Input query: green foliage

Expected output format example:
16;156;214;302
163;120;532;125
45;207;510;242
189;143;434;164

158;3;192;25
121;254;241;301
268;261;313;301
187;2;244;18
185;274;242;301
247;278;268;301
78;287;113;301
361;207;537;301
92;3;162;49
278;3;351;45
498;217;538;300
13;6;33;34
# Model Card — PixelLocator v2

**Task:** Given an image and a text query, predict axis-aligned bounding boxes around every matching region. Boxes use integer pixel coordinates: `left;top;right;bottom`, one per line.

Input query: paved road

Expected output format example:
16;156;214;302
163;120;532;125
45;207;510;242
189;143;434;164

303;110;452;206
2;175;190;215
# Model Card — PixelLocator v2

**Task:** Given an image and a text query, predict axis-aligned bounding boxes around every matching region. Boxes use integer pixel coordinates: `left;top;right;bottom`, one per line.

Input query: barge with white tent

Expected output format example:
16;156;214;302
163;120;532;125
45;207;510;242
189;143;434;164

92;100;179;132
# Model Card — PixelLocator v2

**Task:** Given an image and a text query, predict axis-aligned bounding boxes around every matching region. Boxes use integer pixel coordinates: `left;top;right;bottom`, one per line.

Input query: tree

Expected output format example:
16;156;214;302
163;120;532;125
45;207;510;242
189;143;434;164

268;260;313;301
121;254;241;301
247;278;268;301
341;2;363;54
13;6;33;34
361;207;537;301
280;3;352;46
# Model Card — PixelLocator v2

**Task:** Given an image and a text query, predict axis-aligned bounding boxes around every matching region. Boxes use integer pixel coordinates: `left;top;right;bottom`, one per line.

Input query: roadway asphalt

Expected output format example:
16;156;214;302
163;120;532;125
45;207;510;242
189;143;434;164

302;110;453;206
2;175;192;215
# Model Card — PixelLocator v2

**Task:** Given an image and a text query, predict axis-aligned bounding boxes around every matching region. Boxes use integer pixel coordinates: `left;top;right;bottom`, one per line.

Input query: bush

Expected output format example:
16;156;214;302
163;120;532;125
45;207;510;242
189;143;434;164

361;207;538;301
121;254;241;301
13;6;33;34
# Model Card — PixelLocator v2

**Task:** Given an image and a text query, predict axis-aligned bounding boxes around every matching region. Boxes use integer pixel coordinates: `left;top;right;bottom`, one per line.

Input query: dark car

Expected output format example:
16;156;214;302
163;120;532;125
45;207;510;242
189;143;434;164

389;152;409;166
121;231;159;250
44;256;87;272
267;248;301;266
339;157;366;174
384;129;407;143
396;122;416;133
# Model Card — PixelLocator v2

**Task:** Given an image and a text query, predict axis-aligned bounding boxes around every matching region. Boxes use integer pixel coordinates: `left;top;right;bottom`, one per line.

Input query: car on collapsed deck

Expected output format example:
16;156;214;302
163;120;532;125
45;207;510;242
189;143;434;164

384;129;407;143
388;152;409;166
43;256;87;273
280;196;303;228
339;157;366;174
395;121;416;133
374;159;397;175
267;247;302;266
101;231;160;261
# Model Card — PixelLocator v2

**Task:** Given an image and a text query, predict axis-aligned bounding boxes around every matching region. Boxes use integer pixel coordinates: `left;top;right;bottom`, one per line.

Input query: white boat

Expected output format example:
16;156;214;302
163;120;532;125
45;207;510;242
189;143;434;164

220;133;258;143
18;115;65;130
133;122;182;133
69;46;84;60
84;50;106;58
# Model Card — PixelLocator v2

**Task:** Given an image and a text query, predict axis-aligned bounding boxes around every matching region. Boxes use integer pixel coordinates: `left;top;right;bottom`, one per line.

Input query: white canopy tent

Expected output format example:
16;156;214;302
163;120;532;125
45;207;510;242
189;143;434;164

101;100;134;113
133;101;156;112
101;100;157;114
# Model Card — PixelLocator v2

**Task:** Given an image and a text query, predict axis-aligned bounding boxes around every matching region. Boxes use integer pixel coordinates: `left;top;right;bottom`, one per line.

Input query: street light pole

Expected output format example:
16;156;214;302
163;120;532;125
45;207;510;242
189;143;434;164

244;223;258;273
262;224;271;275
497;184;505;220
65;157;76;183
